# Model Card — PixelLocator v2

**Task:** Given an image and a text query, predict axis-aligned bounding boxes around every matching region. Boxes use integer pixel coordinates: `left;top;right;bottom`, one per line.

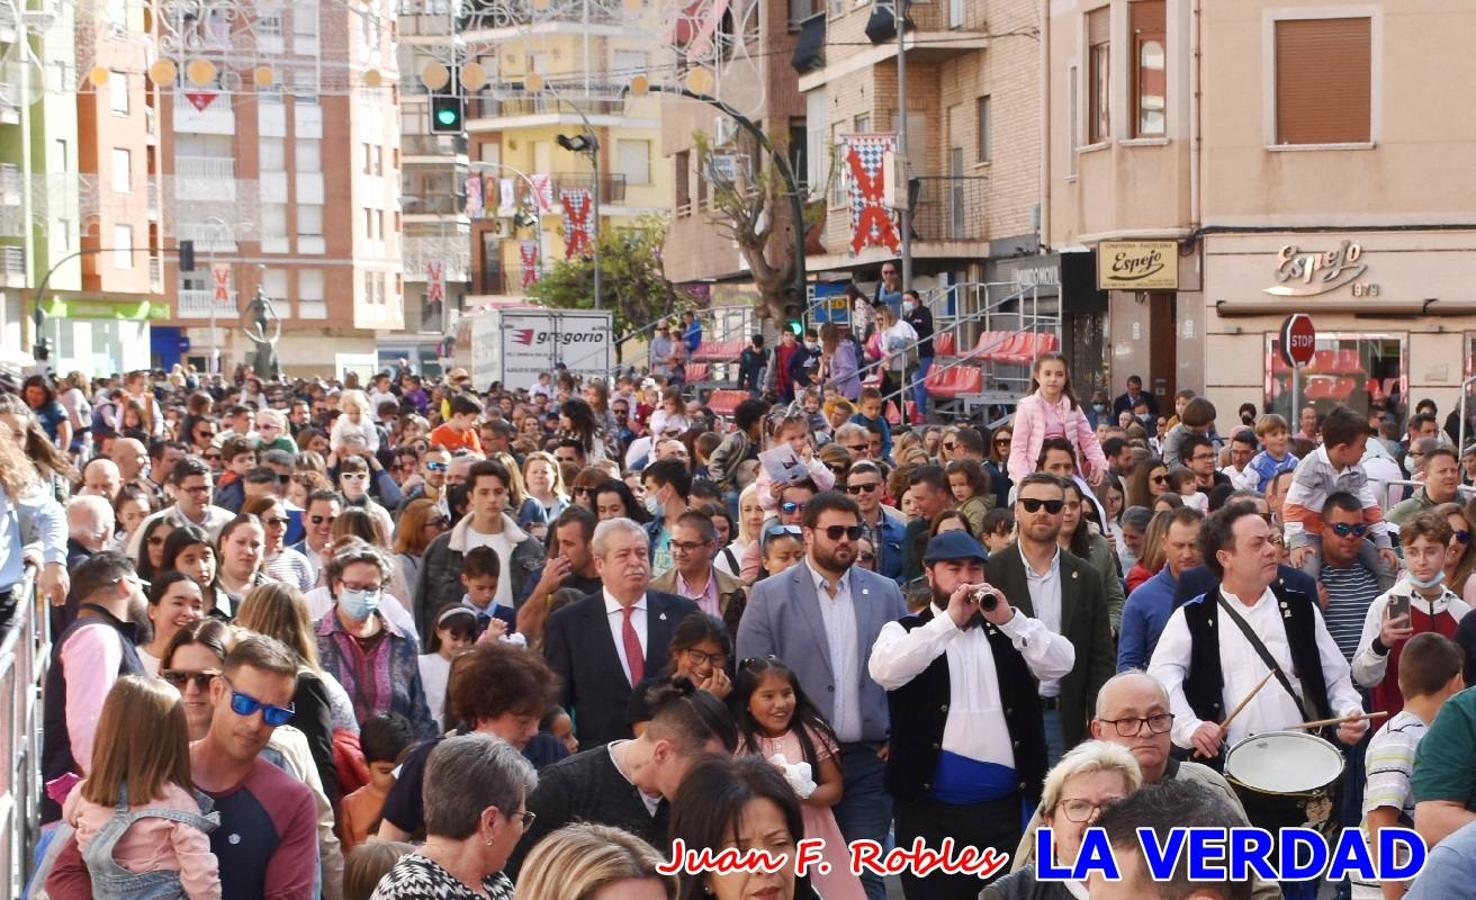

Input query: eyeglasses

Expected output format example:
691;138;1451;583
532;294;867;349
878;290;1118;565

573;486;592;496
202;452;221;462
994;438;1012;447
683;648;729;668
670;539;711;553
1097;713;1174;738
847;482;880;495
196;429;217;439
342;473;368;481
1329;522;1369;538
425;461;448;473
1018;498;1065;514
780;501;808;515
1056;798;1119;824
426;517;449;528
160;669;219;691
309;514;337;525
263;517;290;528
1190;453;1216;463
224;678;295;726
508;809;536;829
818;524;864;541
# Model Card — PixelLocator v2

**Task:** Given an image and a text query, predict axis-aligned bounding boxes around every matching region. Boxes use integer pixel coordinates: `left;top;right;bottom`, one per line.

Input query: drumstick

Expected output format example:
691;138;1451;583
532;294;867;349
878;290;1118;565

1286;710;1389;731
1191;671;1276;759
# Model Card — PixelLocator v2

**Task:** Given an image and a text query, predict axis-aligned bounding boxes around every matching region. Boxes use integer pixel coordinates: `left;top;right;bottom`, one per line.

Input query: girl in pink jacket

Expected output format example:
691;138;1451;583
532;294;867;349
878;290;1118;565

1008;353;1109;486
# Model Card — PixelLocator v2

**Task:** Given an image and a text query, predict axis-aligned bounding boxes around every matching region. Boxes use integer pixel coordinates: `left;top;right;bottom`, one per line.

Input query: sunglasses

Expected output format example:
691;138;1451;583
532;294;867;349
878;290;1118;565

1457;530;1473;545
161;669;219;691
309;514;337;525
1151;474;1168;485
857;551;876;563
425;461;448;473
426;516;449;528
1329;522;1369;538
1019;497;1065;514
763;524;803;543
780;501;808;515
994;438;1012;446
943;442;957;452
818;524;864;541
225;678;295;726
262;517;290;527
846;482;880;495
341;472;368;481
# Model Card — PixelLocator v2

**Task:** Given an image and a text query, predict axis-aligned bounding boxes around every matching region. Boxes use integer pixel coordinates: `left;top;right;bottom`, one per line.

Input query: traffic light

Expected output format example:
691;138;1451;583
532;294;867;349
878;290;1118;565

430;94;464;133
179;239;195;272
783;300;804;336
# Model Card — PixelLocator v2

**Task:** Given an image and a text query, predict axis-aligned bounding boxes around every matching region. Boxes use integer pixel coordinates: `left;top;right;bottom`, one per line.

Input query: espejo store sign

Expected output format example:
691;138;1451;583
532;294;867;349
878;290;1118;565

1263;240;1380;298
1097;241;1180;290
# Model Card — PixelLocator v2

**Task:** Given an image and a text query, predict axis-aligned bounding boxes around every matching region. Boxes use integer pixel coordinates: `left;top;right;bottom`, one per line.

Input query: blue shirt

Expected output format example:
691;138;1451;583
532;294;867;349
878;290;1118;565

684;321;702;353
1249;449;1299;493
1406;819;1476;900
0;483;66;592
1118;566;1179;672
849;412;893;459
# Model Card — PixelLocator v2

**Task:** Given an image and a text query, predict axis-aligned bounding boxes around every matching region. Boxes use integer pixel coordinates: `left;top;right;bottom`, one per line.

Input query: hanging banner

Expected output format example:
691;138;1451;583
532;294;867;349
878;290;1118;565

530;174;555;212
844;133;901;255
560;188;594;259
211;263;231;301
465;173;484;220
499;178;516;214
520;240;541;289
184;92;217;112
427;261;445;304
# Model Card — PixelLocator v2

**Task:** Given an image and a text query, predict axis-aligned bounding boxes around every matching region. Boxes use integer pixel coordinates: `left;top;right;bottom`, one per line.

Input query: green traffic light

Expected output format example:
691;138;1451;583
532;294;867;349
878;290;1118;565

437;108;459;126
788;320;803;336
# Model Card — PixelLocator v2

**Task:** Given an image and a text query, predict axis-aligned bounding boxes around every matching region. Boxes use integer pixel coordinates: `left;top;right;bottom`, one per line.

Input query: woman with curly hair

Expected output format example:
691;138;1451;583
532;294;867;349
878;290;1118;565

0;415;68;627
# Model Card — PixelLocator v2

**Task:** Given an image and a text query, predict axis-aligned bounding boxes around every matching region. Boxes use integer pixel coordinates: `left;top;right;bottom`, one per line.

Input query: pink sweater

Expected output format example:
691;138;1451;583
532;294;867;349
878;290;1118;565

1008;392;1109;484
64;781;222;900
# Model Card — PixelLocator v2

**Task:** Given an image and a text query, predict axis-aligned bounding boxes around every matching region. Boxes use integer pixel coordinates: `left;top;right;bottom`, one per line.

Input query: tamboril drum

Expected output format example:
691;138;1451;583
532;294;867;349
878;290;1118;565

1223;730;1344;841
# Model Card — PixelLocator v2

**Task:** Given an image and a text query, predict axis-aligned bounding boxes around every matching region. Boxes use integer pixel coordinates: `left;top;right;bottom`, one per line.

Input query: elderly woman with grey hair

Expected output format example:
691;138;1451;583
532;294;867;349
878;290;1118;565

982;741;1143;900
371;733;538;899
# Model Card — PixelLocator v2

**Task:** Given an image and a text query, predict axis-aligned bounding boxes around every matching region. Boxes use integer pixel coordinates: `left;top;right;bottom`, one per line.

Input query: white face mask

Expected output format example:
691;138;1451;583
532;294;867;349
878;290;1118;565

902;300;916;314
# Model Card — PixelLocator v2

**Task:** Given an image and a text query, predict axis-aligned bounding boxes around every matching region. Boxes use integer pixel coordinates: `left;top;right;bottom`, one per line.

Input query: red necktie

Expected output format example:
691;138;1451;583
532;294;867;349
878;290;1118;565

621;606;644;685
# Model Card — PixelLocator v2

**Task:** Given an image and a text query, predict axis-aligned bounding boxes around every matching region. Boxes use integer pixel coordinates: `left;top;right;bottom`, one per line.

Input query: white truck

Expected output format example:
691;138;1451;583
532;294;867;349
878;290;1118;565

455;306;615;392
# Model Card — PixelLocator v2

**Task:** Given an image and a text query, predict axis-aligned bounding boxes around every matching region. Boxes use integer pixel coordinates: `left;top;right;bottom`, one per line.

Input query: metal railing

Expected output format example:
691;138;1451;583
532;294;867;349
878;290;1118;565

0;564;46;899
178;289;238;319
909;176;989;242
402;133;469;158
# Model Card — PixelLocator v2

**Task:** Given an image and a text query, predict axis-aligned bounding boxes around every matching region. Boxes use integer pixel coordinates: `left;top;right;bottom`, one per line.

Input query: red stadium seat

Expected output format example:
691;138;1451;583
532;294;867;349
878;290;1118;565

885;401;902;426
1309;350;1337;375
1331;377;1359;402
705;389;747;418
684;363;710;383
933;332;957;357
1334;348;1364;374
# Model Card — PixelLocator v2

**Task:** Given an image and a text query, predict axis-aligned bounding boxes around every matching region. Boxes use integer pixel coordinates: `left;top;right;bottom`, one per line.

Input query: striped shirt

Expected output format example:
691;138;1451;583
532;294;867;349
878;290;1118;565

1321;561;1382;661
1354;710;1427;897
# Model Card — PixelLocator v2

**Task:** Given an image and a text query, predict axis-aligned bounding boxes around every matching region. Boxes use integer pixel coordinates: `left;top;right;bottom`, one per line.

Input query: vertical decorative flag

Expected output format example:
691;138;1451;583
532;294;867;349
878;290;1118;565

520;240;541;288
560;188;594;259
530;174;555;212
465;172;484;219
426;261;445;304
845;133;901;254
211;263;230;302
498;178;516;214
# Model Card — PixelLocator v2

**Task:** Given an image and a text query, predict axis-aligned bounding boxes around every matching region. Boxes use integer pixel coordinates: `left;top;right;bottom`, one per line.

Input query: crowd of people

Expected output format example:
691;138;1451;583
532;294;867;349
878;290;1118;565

8;337;1476;900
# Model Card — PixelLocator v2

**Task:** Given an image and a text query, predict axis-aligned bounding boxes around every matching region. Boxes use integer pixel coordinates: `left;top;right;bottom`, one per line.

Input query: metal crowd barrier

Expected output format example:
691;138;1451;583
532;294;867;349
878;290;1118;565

0;564;46;898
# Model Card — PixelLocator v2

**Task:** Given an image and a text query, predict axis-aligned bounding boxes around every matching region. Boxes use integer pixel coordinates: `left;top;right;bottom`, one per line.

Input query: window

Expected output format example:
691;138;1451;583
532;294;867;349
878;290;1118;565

262;202;287;239
300;269;324;301
364;271;377;304
295;139;322;172
259;138;285;171
976;95;991;162
364;208;374;238
110;148;131;193
615;140;651;185
854;114;871;133
56;218;71;250
674;150;690;210
52;139;67;173
1132;1;1166;137
262;268;288;300
362;143;372;174
1275;17;1371;145
297;204;323;237
1087;6;1110;144
376;210;384;240
109;72;128;114
112;225;134;269
1067;65;1079;174
372;145;383;175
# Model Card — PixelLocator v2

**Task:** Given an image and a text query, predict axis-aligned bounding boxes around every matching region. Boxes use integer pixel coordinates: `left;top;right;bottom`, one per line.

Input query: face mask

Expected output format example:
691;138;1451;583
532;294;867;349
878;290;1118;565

1409;570;1446;590
1139;413;1153;425
805;342;820;353
902;300;916;314
338;587;381;620
1092;403;1107;413
644;494;664;519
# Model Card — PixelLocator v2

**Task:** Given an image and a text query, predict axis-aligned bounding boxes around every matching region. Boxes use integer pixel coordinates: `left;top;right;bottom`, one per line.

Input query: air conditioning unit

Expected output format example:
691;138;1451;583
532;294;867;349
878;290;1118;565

713;118;739;147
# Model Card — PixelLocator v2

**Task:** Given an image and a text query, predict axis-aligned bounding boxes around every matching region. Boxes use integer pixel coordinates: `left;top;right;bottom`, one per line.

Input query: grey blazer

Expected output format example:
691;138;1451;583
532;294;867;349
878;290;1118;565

736;562;908;744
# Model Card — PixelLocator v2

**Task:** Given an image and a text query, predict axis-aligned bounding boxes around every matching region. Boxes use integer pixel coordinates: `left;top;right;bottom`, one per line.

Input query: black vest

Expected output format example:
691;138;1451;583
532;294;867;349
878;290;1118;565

1181;584;1332;734
883;609;1047;805
41;604;145;823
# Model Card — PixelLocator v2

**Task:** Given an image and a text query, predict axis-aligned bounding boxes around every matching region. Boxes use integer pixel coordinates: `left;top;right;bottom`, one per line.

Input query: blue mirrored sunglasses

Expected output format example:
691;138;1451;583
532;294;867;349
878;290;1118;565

226;681;295;726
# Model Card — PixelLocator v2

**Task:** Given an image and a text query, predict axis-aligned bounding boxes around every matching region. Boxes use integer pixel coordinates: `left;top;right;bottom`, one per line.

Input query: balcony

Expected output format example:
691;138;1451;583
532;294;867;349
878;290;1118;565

149;256;163;292
0;85;19;125
475;266;504;295
550;171;626;205
0;165;20;206
177;289;237;319
145;106;158;144
146;180;159;219
174;156;237;201
402;133;468;159
460;0;637;33
468;82;630;125
909;177;988;243
402;193;467;217
172;93;234;136
0;245;23;287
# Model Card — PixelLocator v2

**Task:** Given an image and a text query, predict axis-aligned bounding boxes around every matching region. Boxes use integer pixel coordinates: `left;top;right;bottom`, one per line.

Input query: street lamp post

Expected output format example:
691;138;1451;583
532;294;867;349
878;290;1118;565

894;0;913;286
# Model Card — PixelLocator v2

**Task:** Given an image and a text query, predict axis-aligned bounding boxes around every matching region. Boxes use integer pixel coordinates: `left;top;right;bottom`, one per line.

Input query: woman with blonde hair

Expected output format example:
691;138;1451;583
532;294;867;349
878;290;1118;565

236;581;355;802
390;497;448;624
522;451;569;523
0;392;78;499
514;822;675;900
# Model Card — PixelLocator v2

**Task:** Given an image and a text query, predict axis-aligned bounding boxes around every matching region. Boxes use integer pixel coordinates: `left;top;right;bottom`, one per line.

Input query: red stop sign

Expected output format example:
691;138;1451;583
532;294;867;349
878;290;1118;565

1280;314;1316;368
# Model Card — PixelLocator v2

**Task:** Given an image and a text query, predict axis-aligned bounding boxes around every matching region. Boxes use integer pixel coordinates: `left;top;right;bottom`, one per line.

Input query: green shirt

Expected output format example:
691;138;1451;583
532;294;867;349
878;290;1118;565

1411;686;1476;811
1389;489;1437;528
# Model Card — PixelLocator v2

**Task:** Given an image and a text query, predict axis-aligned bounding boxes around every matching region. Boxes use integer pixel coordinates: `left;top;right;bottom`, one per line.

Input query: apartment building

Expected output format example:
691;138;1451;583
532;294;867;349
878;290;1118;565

1048;0;1476;424
461;0;670;304
151;0;402;378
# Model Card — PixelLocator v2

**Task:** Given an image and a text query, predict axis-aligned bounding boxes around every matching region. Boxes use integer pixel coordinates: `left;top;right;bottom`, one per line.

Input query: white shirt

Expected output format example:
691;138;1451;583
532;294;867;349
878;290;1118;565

466;528;515;609
1020;544;1065;698
304;585;420;644
607;740;663;815
418;652;452;730
807;560;861;742
604;590;648;686
869;607;1076;767
1149;586;1365;749
1223;463;1260;493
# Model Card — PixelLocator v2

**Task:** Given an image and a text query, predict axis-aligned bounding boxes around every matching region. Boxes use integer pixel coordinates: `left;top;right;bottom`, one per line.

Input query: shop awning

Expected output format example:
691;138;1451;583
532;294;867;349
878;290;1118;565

40;297;169;320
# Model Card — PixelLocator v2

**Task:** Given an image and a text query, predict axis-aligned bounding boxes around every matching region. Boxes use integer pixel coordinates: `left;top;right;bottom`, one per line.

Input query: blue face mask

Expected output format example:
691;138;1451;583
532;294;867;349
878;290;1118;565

338;587;381;621
1408;570;1446;591
644;495;664;519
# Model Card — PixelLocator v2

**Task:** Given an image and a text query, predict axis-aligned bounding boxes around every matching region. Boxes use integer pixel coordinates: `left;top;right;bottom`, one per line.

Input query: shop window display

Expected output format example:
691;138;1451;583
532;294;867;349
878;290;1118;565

1265;332;1405;423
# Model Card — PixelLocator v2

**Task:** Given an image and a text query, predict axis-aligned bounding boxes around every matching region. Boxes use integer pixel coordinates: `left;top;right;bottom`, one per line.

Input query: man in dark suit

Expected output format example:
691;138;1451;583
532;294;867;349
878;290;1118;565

543;517;698;748
985;473;1115;763
1112;374;1159;421
737;490;908;900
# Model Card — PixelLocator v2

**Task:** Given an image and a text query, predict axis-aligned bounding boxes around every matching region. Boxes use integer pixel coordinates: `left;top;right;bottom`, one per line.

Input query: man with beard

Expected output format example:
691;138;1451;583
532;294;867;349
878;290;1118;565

870;531;1073;900
40;552;148;823
737;490;907;900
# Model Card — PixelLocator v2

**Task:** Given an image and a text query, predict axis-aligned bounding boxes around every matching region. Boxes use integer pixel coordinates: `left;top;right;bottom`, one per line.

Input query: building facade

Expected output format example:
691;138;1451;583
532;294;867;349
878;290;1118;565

1047;0;1476;427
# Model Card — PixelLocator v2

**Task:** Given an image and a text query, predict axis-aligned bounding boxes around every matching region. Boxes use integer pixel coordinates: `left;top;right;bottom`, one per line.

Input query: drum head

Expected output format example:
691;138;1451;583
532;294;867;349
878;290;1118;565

1224;730;1344;794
